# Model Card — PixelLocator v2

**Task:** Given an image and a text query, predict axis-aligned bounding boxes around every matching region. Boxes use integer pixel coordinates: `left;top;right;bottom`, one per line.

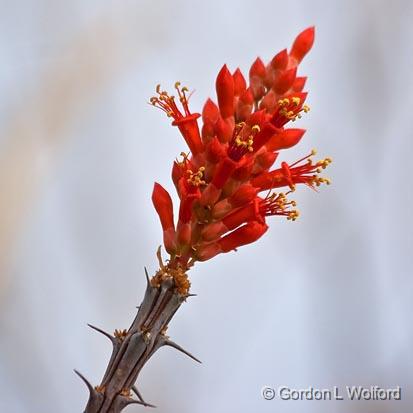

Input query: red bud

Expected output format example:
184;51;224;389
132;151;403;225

216;65;235;119
249;57;266;78
178;194;198;223
212;157;237;189
252;150;278;174
202;98;220;124
249;57;266;100
177;222;192;246
270;49;289;70
259;90;276;113
290;26;315;64
196;242;222;261
201;221;227;242
172;161;184;192
236;87;254;121
273;67;297;94
199;183;221;206
215;116;233;143
229;184;259;207
201;122;215;143
250;169;285;191
232;157;254;181
233;68;247;96
152;183;174;231
219;221;268;252
266;128;306;151
292;76;307;92
206;136;226;164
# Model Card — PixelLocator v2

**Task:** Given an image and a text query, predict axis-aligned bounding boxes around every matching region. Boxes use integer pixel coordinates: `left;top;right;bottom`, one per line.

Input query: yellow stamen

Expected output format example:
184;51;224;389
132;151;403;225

287;210;300;221
187;166;206;186
292;97;301;106
234;124;260;152
176;151;190;167
278;98;290;107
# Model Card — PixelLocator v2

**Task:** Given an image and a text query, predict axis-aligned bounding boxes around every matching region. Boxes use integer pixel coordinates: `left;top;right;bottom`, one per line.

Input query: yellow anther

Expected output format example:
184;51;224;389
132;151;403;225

234;124;257;152
278;98;290;107
187;167;206;187
311;176;331;187
287;210;300;221
303;105;310;113
311;149;317;156
251;124;261;133
292;97;301;106
317;157;332;169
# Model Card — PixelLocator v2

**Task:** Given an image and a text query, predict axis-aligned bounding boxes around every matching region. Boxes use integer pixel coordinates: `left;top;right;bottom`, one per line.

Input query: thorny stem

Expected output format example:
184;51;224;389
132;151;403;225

76;268;199;413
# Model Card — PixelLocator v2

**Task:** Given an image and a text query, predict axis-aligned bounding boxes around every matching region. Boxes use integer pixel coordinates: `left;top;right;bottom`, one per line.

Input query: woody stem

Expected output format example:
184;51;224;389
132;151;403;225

77;272;198;413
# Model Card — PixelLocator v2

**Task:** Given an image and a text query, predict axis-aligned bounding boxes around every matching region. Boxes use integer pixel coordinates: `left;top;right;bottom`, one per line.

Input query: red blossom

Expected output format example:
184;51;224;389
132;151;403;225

150;27;331;269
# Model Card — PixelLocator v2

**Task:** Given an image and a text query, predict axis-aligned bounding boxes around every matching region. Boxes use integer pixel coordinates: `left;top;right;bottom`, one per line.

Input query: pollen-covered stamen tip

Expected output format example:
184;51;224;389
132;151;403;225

279;97;310;120
174;81;192;116
150;82;193;121
286;149;332;189
272;96;310;128
187;166;206;187
151;82;204;156
260;192;299;221
228;122;261;161
176;151;190;166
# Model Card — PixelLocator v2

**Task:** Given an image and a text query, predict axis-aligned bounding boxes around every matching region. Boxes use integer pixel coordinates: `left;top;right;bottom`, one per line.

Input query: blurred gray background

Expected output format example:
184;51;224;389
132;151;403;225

0;0;412;412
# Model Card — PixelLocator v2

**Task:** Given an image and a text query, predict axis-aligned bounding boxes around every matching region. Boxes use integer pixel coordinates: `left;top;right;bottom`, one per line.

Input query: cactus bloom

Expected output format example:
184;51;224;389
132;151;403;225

79;27;332;413
151;26;330;275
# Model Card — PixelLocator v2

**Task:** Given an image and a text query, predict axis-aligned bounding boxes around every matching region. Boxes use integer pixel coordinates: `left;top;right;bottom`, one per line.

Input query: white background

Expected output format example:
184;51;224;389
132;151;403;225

0;1;412;412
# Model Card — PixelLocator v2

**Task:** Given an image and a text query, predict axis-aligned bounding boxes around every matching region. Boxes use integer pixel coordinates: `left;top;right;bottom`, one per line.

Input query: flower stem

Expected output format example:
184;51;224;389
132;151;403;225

76;270;199;413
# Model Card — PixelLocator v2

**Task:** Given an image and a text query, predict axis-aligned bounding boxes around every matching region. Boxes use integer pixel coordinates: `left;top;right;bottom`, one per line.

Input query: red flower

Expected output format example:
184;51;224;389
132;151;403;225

150;27;331;270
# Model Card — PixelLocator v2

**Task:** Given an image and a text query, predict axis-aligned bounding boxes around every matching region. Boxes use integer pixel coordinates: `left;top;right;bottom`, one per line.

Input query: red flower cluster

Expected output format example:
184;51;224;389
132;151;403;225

150;27;331;271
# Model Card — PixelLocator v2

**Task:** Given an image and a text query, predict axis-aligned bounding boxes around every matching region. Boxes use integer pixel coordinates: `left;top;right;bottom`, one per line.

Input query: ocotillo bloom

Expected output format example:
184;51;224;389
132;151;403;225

79;27;332;413
150;26;331;291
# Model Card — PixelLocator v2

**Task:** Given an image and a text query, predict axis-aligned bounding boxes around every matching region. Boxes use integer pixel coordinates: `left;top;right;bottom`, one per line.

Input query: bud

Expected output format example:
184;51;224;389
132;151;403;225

216;65;235;119
265;128;306;151
172;161;184;192
270;48;289;71
211;157;237;189
229;184;259;207
233;68;247;96
202;98;220;124
273;67;297;94
290;26;315;64
152;182;177;254
206;136;226;164
232;157;254;181
216;116;233;143
152;183;174;231
236;87;254;121
292;76;307;92
219;221;268;252
249;57;266;101
252;150;278;174
212;184;258;220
